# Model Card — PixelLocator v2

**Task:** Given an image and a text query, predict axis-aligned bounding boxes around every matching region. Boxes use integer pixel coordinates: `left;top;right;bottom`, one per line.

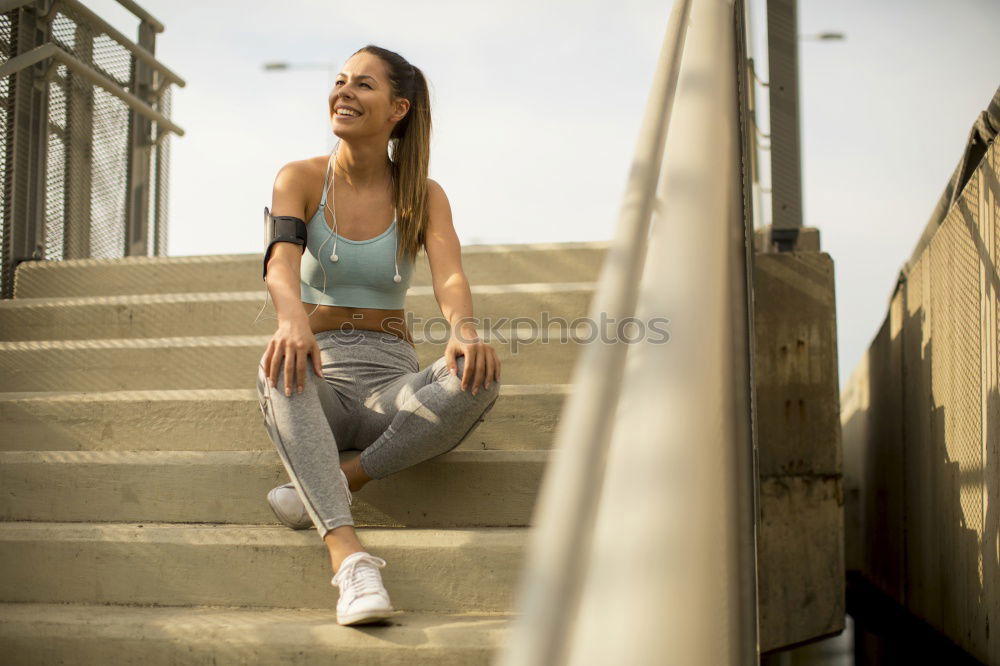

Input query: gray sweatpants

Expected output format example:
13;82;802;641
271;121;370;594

255;328;501;540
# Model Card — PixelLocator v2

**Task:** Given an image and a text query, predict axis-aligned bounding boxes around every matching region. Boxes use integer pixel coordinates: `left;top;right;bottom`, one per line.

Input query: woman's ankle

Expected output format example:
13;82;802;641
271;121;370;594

331;548;366;574
341;455;373;493
324;526;365;572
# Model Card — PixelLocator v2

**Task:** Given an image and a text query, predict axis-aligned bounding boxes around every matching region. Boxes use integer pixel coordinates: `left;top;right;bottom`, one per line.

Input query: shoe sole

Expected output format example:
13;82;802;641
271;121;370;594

266;486;313;530
337;608;399;626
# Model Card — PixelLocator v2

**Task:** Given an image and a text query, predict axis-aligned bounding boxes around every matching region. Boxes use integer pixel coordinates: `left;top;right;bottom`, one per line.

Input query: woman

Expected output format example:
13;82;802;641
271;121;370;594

255;44;502;626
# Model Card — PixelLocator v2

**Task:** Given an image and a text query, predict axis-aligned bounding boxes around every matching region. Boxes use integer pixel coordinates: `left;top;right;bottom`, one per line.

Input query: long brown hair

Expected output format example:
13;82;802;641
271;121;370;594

353;45;431;264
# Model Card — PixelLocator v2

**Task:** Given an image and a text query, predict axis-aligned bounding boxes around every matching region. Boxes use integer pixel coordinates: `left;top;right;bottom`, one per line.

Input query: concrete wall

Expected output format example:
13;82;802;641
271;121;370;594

841;137;1000;663
753;250;845;652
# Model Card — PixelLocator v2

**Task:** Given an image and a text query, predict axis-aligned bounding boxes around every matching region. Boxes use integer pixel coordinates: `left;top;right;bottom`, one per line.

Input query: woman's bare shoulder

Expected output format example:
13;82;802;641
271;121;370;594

275;155;327;181
271;155;327;218
426;177;450;203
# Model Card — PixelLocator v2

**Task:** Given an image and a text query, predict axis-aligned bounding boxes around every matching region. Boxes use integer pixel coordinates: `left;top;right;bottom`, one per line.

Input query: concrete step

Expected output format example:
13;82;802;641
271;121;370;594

0;329;583;392
0;603;511;665
0;449;551;527
0;385;568;452
13;241;610;297
0;523;526;611
0;282;595;341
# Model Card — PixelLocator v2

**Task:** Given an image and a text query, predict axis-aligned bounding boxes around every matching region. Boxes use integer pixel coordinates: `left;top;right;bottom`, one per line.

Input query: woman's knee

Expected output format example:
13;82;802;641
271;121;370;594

256;354;321;399
428;356;501;415
437;354;495;382
477;376;501;411
454;355;501;405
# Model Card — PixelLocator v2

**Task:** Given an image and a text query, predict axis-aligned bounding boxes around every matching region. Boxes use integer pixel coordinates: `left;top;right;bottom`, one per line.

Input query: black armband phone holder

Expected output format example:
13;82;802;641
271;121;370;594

263;206;308;280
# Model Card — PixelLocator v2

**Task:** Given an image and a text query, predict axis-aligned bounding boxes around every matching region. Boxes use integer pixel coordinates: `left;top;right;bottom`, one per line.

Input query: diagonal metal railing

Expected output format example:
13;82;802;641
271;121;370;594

0;0;184;298
495;0;760;663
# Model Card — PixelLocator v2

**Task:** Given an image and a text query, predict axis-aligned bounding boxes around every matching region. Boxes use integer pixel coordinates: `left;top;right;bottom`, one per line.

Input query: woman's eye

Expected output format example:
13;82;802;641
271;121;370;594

361;82;372;89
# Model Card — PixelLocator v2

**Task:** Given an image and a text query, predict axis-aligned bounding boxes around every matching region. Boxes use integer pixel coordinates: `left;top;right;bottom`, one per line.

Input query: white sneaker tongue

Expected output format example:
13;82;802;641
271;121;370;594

354;567;382;595
333;553;384;594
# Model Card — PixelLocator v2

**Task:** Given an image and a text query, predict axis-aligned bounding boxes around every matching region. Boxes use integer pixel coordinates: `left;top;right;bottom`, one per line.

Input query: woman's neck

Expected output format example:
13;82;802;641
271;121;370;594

333;140;391;190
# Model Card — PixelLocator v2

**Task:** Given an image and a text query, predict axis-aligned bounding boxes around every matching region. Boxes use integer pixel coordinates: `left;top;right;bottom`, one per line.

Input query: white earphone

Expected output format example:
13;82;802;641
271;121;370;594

324;145;402;283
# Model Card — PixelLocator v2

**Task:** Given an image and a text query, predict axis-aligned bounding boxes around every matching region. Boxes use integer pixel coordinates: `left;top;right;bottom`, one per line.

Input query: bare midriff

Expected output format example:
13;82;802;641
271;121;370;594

302;303;414;347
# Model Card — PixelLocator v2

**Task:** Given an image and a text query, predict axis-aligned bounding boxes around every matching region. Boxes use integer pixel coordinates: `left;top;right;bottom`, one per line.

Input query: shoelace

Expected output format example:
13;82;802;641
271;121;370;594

332;553;387;598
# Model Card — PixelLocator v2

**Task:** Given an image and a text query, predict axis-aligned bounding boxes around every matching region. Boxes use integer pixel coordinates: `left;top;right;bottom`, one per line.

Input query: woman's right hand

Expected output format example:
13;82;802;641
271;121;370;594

263;316;323;397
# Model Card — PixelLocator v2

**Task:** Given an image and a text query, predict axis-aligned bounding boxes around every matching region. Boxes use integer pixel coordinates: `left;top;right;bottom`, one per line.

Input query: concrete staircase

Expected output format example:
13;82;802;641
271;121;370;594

0;241;606;664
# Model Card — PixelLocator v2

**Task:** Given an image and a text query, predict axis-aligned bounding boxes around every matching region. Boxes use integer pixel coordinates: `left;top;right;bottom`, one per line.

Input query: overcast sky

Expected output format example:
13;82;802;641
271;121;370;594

88;0;999;388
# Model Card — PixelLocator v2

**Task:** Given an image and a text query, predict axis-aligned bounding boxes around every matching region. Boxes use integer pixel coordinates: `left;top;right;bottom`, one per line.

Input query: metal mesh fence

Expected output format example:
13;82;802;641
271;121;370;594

846;134;1000;658
0;10;14;298
43;88;65;261
49;3;132;262
0;2;181;298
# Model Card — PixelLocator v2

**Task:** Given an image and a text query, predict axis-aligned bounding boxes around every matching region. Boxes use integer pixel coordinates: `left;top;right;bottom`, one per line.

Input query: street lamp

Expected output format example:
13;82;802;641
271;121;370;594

262;61;335;72
798;32;846;42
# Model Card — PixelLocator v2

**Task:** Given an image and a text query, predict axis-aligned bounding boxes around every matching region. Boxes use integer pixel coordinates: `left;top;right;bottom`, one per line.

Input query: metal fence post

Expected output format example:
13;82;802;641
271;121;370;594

124;19;154;256
4;3;49;297
64;19;93;259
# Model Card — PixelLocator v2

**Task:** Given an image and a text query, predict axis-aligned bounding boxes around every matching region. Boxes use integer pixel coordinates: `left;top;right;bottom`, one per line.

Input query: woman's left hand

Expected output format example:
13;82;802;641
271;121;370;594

444;327;500;395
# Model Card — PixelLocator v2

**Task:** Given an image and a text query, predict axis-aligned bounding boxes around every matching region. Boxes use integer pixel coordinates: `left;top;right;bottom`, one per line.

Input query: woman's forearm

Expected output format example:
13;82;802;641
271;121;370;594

266;257;307;325
435;274;478;338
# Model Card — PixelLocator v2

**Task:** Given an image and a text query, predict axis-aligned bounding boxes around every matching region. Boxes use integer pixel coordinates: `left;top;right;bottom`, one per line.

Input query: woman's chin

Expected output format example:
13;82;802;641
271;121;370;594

331;126;359;141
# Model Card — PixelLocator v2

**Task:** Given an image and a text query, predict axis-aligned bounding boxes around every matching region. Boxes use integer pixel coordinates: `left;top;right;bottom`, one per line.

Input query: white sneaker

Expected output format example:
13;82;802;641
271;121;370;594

267;469;353;530
331;551;396;625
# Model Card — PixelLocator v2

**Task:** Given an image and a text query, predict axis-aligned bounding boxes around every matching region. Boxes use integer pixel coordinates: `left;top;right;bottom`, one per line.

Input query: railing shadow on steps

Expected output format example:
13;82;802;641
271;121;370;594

495;0;760;664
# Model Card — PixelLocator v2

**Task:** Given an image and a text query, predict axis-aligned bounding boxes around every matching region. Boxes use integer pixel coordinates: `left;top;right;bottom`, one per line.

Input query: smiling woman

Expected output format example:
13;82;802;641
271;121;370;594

253;44;502;628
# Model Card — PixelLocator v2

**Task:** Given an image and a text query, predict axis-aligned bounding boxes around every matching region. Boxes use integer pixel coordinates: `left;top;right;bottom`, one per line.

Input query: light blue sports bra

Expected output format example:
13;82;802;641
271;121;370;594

300;155;415;309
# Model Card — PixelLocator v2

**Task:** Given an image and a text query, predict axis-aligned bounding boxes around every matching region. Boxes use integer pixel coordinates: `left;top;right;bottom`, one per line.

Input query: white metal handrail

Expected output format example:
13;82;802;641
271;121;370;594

495;0;759;663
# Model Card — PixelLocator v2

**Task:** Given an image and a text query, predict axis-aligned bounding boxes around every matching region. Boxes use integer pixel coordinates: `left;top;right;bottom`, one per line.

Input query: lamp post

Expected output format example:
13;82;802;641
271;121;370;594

766;0;844;251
